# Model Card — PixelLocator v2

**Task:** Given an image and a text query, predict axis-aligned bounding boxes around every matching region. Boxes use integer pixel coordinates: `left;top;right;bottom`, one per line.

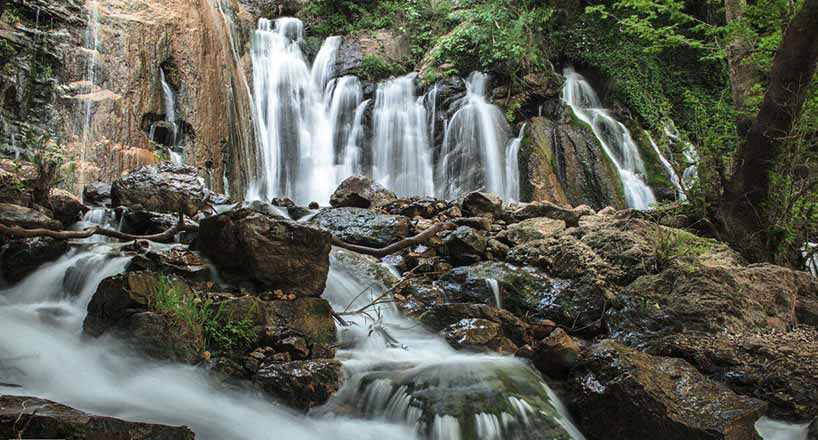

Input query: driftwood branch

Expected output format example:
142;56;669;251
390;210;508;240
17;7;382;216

0;210;196;243
331;222;455;258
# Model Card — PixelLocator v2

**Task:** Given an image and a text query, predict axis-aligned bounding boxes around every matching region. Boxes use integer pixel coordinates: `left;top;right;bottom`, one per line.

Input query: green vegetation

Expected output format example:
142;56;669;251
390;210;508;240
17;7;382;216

150;276;258;354
351;55;405;81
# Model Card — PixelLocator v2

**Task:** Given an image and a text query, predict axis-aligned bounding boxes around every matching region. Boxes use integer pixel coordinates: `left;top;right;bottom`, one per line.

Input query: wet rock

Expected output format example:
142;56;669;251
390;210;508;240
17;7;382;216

252;360;343;411
442;318;518;354
419;303;529;348
450;216;492;231
199;207;331;296
1;237;69;283
0;202;61;229
118;208;198;237
461;191;504;219
111;162;211;216
125;242;210;282
0;395;194;440
219;296;337;348
436;261;568;322
83;271;190;337
82;182;112;206
442;225;487;266
384;196;449;219
809;418;817;440
567;340;766;440
530;328;580;378
48;188;87;226
330;175;397;209
311;207;411;248
506;217;566;244
511;201;582;226
113;311;204;363
655;327;818;420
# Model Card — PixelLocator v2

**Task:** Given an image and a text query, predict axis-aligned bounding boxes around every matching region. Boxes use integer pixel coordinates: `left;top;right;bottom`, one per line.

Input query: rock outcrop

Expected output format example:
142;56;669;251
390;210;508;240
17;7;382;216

111;163;211;216
568;340;766;440
0;237;69;283
311;207;411;248
199;207;332;296
330;175;397;209
0;395;194;440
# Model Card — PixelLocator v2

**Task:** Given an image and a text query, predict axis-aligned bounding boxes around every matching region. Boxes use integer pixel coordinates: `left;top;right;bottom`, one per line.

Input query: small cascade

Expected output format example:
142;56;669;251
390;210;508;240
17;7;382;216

312;36;342;98
248;17;334;204
327;76;364;172
504;124;526;202
158;67;184;164
486;278;502;308
79;0;101;189
663;121;699;190
647;133;685;200
438;72;512;200
321;251;585;440
372;74;435;197
562;67;656;210
338;99;370;178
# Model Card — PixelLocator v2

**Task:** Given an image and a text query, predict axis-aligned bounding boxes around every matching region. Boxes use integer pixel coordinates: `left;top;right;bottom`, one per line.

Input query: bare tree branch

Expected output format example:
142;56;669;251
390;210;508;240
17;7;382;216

331;222;455;258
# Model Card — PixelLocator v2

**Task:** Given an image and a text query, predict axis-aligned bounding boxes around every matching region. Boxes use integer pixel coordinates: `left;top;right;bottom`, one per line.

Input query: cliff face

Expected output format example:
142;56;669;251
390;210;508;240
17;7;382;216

0;0;258;196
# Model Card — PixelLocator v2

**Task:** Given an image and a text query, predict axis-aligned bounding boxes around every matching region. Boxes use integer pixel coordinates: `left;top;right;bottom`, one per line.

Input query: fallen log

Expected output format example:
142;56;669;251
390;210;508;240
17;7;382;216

331;221;455;258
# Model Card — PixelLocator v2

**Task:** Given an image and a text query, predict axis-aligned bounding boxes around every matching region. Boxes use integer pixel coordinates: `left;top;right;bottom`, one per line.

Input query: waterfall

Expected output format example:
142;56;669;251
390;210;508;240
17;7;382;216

647;133;685;200
437;72;511;200
158;67;183;165
0;245;412;439
372;74;435;197
339;99;369;178
327;76;364;170
562;67;656;210
504;124;526;202
313;36;342;98
248;18;335;205
663;121;699;191
79;0;100;189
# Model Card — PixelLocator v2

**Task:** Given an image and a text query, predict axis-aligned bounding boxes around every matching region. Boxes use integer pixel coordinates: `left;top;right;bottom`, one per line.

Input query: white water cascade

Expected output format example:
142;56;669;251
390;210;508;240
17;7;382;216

320;250;586;440
437;72;512;200
0;244;418;440
372;74;436;197
159;67;183;165
562;67;656;210
79;0;100;189
663;121;699;191
248;18;335;204
647;133;685;200
504;124;526;202
327;76;366;179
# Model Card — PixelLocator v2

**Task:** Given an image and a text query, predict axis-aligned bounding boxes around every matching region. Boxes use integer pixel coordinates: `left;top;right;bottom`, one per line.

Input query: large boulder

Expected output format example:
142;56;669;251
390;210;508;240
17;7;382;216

461;191;504;219
199;207;332;296
252;360;344;411
506;217;566;244
48;188;87;226
310;207;411;248
530;328;580;378
0;202;61;229
111;162;211;216
125;242;210;283
568;340;766;440
330;175;397;209
511;201;587;226
442;225;487;266
0;395;194;440
0;237;69;283
0;159;36;205
83;272;203;363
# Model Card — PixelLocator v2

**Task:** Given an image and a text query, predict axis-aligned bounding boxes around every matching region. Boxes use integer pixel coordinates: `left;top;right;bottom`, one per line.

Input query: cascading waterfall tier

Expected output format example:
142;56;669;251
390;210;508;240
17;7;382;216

504;124;526;203
320;251;586;440
372;74;436;197
562;67;656;210
248;17;335;204
437;72;513;200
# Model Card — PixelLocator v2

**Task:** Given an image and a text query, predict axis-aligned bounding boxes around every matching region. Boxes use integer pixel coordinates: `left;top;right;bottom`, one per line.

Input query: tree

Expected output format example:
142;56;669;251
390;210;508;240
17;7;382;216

718;0;818;262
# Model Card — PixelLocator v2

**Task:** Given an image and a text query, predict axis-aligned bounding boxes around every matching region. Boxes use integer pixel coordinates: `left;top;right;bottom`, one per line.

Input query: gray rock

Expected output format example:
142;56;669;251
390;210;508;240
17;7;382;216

330;175;397;209
82;182;112;207
199;207;331;296
0;202;61;229
1;237;69;283
443;225;487;266
252;360;343;411
311;207;411;248
0;395;194;440
461;191;504;219
111;162;211;216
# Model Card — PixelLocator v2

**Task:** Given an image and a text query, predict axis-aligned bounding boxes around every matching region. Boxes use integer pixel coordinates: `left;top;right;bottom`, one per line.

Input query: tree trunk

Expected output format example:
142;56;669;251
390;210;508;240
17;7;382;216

723;0;756;135
719;0;818;262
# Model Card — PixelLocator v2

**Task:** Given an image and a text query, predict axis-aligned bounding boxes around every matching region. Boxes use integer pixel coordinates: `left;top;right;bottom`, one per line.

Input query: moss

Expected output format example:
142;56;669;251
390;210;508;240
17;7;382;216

350;54;404;81
627;121;673;191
